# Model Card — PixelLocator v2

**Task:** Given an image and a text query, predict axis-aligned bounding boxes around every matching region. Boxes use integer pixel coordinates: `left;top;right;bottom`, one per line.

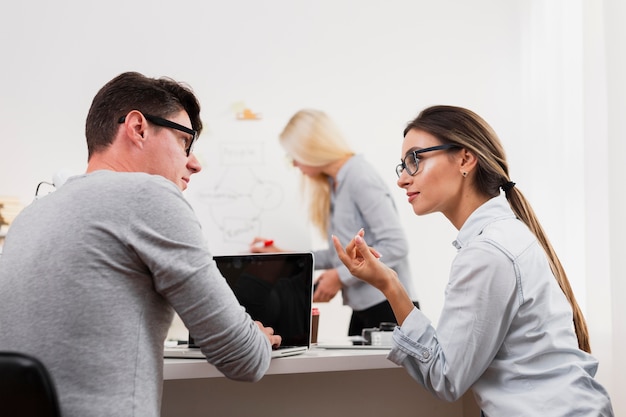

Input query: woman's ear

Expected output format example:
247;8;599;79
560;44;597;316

459;148;479;175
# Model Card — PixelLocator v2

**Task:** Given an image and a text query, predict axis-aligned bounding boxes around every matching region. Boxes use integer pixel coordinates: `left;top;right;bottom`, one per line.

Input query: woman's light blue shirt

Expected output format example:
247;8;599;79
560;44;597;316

388;195;613;416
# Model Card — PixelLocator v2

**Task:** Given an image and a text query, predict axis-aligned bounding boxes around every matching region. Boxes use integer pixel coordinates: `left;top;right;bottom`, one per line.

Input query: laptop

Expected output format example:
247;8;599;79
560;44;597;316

164;252;314;359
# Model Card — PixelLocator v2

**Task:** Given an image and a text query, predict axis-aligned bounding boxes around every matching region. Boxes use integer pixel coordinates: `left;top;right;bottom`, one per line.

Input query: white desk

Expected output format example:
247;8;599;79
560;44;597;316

162;347;479;417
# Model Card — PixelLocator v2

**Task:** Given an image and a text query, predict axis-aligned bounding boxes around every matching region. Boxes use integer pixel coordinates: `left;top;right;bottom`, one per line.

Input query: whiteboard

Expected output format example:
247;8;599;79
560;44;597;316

185;116;312;256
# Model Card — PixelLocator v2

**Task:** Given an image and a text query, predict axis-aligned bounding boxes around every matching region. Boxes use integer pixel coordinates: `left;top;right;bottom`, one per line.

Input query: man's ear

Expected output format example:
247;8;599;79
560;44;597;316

120;110;147;150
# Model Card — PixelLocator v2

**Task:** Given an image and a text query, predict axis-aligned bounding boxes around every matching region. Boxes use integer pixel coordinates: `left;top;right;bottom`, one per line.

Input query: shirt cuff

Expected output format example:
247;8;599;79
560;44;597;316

387;307;433;365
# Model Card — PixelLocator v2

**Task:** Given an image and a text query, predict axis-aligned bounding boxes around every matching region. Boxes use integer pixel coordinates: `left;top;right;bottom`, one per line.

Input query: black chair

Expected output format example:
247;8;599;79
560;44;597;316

0;351;62;417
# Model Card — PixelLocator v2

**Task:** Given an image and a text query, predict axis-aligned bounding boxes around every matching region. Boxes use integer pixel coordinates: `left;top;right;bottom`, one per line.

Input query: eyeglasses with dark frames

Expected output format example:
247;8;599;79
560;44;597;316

117;113;197;157
395;143;460;178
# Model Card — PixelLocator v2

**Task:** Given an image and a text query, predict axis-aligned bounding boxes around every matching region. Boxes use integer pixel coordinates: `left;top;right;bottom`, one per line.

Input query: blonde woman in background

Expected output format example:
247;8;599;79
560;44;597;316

251;109;419;336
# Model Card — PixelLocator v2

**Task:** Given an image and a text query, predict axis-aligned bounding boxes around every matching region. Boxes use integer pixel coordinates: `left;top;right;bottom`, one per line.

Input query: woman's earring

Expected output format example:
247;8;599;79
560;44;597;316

462;171;468;177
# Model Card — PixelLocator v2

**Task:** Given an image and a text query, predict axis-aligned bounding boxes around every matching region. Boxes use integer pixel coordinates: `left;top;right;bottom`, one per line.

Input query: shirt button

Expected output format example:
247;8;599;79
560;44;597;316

423;351;430;359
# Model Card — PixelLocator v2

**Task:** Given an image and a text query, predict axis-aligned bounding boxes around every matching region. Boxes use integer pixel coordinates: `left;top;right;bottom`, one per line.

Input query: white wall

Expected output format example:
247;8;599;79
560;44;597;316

0;0;621;414
0;0;528;333
603;0;626;414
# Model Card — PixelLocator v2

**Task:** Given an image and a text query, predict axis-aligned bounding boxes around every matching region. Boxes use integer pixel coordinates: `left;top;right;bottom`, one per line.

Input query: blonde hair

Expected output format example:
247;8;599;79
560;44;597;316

404;105;591;353
279;109;354;238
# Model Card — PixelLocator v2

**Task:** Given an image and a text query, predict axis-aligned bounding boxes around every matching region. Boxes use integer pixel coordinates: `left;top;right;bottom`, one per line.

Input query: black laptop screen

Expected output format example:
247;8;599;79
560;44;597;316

214;253;314;347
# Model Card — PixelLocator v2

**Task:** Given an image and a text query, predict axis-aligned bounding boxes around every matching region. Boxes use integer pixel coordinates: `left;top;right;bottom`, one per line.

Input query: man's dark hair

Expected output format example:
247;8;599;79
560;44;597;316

85;71;202;159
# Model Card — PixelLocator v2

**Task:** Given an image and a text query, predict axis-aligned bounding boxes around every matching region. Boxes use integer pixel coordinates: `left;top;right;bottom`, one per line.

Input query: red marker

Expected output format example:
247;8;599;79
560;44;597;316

263;239;274;247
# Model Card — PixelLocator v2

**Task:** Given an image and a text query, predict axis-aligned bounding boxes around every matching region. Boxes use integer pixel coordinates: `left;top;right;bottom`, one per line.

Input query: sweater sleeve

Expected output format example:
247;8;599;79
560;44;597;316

128;177;271;381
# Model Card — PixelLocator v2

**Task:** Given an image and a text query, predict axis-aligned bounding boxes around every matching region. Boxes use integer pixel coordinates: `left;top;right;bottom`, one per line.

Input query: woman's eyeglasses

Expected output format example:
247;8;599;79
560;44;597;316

395;144;460;178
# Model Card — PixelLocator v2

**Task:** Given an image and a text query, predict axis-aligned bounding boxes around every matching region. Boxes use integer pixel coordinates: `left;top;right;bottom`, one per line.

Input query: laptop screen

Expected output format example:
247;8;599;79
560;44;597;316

213;252;314;347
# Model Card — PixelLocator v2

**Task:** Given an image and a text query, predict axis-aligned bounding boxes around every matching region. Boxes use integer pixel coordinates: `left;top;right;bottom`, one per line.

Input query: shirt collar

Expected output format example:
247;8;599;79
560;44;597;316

452;194;516;250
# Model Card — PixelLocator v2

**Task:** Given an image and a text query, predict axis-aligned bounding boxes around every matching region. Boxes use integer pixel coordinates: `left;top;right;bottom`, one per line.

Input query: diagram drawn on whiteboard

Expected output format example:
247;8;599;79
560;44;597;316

186;129;311;256
195;166;284;245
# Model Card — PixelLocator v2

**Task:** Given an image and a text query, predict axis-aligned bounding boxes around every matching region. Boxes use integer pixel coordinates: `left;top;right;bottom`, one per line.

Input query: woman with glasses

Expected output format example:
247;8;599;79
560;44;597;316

250;109;419;337
333;105;614;416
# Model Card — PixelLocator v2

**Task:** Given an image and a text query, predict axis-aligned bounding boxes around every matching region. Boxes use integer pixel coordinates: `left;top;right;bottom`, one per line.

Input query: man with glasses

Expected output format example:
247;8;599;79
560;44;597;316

0;72;281;417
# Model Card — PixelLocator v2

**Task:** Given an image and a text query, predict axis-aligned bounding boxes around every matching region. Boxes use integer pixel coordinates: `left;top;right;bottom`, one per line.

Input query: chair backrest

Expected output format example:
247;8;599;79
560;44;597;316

0;351;62;417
